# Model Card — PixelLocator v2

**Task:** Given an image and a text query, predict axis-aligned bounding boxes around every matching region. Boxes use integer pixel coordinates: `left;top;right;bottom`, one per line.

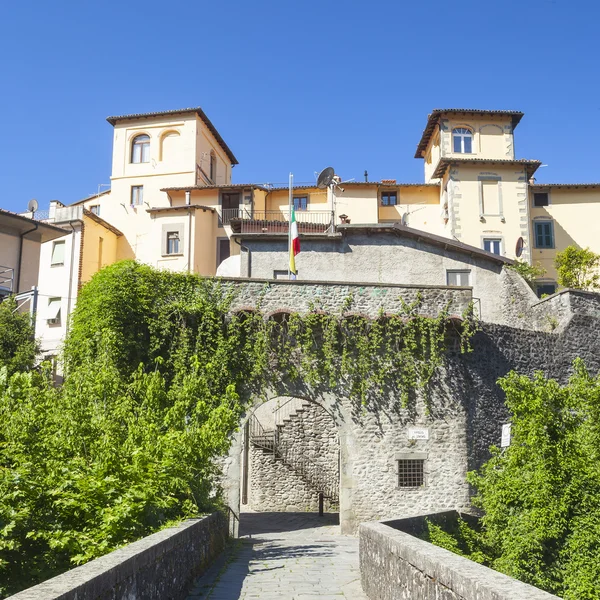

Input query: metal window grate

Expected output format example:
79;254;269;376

398;459;424;487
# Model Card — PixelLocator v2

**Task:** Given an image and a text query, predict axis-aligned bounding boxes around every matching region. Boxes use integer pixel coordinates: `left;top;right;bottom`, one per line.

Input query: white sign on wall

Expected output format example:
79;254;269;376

408;428;429;440
501;423;512;448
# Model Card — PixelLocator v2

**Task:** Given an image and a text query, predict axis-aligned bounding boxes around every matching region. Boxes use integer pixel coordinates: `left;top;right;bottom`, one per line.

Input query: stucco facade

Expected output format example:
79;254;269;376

235;225;537;326
35;204;121;360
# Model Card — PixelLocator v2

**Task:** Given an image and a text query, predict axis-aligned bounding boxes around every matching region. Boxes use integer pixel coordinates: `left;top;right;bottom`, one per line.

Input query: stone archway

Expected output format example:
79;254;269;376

243;396;339;513
222;391;359;534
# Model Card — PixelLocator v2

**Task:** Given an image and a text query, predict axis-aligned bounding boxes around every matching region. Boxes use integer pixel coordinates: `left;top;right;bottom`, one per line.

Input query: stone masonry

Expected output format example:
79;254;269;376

221;280;600;534
248;401;339;512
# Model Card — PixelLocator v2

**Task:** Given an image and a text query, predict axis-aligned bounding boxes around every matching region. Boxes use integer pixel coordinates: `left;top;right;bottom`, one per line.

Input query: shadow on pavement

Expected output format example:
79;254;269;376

240;511;339;536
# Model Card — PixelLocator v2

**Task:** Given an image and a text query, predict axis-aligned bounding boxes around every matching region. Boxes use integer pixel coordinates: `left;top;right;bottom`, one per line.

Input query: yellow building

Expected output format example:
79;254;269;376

43;105;599;300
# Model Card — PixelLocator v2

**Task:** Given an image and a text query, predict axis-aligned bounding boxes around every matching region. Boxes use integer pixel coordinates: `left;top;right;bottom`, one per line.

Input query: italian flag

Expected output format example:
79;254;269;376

289;207;300;279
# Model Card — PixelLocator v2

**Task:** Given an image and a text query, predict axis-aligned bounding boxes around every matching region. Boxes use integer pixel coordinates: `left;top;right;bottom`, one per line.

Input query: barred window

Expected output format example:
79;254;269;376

397;459;425;487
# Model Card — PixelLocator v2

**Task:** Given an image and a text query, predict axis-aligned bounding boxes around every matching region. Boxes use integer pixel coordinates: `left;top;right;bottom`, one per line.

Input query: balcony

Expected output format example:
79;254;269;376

0;266;14;297
223;208;333;234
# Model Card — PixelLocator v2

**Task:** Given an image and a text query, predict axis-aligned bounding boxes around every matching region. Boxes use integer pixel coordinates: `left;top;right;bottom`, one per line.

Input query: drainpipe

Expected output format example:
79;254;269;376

16;222;38;292
65;220;82;336
186;190;192;273
233;237;251;278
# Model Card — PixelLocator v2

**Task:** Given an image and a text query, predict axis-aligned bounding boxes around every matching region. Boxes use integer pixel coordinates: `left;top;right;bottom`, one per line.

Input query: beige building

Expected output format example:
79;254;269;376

34;202;122;360
0;208;67;302
32;106;600;319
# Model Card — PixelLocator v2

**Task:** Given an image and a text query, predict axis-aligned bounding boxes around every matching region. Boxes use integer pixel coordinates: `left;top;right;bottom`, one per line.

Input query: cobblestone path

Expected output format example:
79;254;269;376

186;512;367;600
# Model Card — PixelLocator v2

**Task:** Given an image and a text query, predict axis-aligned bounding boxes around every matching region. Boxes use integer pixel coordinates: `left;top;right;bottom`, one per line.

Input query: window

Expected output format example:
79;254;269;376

447;270;471;286
166;232;180;255
51;241;65;266
397;459;425;488
131;186;143;206
452;128;473;153
483;238;502;255
273;270;290;280
533;192;549;207
293;196;308;211
536;282;557;298
210;152;216;182
381;191;397;206
481;180;500;215
534;221;554;248
217;238;230;267
47;297;61;326
131;134;150;163
90;205;100;216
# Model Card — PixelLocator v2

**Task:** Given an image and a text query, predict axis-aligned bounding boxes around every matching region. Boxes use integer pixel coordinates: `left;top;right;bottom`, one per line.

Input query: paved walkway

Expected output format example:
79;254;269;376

186;512;367;599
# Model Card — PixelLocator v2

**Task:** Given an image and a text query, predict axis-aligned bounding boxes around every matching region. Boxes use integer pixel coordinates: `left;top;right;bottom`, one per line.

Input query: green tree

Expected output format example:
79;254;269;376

468;361;600;599
0;260;473;597
0;296;38;375
555;246;600;290
507;260;546;289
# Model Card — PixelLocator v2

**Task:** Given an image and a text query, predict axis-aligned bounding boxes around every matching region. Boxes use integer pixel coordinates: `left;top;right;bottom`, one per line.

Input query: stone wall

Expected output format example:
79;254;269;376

235;229;521;324
225;278;471;319
223;287;600;534
359;513;560;600
8;513;228;600
248;401;339;512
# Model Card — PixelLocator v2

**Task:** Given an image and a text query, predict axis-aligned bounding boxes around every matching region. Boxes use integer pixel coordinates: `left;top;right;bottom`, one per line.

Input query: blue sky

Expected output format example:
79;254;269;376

1;0;598;212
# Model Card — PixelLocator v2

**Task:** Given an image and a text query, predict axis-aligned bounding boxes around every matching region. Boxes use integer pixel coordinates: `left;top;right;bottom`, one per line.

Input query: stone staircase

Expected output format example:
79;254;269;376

249;403;339;505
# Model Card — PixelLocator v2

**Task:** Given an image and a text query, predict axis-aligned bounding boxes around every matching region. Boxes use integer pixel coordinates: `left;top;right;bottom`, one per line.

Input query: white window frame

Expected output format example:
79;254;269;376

446;270;471;286
47;297;62;325
166;231;181;255
452;127;473;154
89;205;100;216
483;238;502;255
131;185;144;206
50;241;66;266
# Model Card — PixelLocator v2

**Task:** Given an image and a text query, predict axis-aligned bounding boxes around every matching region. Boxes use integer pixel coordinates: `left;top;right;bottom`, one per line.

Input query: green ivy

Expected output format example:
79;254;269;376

0;260;475;596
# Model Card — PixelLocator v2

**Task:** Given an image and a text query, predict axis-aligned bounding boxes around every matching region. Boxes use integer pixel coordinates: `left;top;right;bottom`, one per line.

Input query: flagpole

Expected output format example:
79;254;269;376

288;172;293;279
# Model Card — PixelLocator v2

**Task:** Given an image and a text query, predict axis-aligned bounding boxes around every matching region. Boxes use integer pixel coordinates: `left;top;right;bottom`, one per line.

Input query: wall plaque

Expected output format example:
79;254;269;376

408;428;429;440
501;423;512;448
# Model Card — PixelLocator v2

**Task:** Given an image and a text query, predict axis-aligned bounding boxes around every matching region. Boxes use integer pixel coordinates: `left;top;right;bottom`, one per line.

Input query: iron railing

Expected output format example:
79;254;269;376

0;266;14;295
249;414;339;503
222;208;333;234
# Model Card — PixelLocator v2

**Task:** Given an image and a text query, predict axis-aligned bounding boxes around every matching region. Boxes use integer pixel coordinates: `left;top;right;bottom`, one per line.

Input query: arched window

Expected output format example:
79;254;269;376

452;128;473;154
131;134;150;163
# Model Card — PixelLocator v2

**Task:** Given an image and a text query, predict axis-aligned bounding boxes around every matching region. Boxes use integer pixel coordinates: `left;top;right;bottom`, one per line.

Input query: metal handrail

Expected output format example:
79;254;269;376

249;414;339;503
223;208;333;233
0;266;14;294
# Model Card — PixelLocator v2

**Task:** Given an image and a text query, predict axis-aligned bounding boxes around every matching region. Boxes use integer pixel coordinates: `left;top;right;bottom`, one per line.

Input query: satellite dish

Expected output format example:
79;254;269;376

316;167;335;189
401;213;409;226
27;199;38;213
515;236;524;258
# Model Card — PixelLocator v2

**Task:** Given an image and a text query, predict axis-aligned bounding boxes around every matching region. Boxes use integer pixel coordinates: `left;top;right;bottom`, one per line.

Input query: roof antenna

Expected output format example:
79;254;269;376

364;170;368;182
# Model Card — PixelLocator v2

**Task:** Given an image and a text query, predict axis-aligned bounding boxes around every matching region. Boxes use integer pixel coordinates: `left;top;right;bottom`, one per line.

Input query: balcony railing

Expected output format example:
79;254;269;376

0;266;14;296
223;208;333;234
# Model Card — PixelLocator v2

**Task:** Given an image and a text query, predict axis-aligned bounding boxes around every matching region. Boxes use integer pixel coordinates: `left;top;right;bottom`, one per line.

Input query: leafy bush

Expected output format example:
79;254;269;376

507;260;546;289
466;360;600;599
0;296;38;375
0;260;473;596
555;246;600;290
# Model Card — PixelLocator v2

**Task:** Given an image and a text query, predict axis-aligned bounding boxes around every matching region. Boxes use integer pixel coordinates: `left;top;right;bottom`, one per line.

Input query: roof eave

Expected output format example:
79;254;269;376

106;108;238;165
